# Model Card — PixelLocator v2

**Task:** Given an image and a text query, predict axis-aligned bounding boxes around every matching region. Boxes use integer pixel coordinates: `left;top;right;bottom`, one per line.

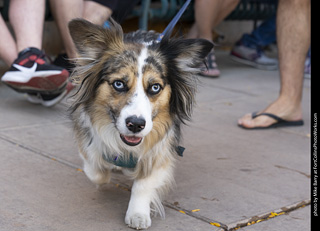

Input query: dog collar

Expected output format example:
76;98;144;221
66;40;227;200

103;152;137;168
176;146;185;157
102;146;185;169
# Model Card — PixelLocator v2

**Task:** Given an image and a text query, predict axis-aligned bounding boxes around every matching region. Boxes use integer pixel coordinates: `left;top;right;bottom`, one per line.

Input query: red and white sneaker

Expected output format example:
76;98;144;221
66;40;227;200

1;47;69;94
26;81;75;107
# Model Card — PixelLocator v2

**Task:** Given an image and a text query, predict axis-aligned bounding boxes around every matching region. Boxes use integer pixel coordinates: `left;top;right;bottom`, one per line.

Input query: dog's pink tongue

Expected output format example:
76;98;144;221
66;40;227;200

124;136;142;144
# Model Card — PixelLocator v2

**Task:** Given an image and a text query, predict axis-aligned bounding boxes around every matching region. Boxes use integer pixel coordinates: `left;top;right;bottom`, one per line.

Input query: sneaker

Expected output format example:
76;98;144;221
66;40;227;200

200;49;220;78
53;53;75;73
230;42;278;70
1;47;69;94
26;81;75;107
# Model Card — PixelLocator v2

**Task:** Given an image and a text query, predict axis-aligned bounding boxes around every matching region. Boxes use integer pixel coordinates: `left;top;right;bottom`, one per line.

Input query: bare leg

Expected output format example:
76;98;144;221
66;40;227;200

238;0;310;128
50;0;112;59
83;1;112;25
49;0;83;59
211;0;239;29
187;23;198;39
0;14;17;66
9;0;45;52
187;0;239;77
187;0;239;41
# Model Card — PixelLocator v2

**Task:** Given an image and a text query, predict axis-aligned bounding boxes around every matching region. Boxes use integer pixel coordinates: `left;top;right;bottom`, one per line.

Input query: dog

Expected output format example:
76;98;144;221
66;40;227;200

68;18;213;229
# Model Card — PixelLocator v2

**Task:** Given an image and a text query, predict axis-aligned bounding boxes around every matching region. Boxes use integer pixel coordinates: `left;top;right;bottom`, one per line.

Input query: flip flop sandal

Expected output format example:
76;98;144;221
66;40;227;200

239;112;304;130
200;50;220;78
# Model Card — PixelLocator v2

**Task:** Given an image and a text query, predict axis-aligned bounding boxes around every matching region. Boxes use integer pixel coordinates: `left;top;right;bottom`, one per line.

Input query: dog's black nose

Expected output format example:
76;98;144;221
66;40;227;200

125;116;146;133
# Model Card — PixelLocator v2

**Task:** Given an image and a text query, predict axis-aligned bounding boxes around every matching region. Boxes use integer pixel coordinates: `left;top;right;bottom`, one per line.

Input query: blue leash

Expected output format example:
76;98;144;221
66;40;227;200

157;0;192;41
104;0;192;40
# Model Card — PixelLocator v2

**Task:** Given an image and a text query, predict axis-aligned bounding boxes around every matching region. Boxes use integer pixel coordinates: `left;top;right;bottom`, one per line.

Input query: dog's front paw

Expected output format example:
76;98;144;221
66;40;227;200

83;162;111;185
125;212;151;230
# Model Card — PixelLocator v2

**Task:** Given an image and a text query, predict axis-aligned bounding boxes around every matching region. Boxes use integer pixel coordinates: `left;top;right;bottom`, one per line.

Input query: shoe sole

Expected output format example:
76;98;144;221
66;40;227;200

27;89;68;107
200;68;220;78
230;55;278;71
27;82;74;107
2;70;69;94
199;72;220;78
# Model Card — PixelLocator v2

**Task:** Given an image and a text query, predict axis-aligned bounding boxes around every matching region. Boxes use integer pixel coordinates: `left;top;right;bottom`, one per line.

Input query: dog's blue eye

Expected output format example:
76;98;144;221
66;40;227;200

149;84;162;95
113;80;126;91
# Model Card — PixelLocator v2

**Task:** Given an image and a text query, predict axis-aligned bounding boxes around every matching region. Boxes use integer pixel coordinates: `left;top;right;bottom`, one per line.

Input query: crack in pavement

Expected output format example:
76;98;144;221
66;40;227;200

228;200;311;230
0;134;310;230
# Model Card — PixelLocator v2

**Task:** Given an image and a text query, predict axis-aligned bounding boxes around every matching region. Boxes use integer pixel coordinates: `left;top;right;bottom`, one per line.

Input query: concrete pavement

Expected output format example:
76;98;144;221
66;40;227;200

0;50;311;231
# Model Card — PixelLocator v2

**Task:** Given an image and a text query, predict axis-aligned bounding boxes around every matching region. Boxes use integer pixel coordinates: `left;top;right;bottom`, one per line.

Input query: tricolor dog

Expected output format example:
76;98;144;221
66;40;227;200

68;18;213;229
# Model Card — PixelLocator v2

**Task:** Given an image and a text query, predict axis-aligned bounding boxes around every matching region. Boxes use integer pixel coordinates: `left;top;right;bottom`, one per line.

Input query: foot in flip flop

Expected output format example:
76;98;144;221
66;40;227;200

200;49;220;78
238;112;304;130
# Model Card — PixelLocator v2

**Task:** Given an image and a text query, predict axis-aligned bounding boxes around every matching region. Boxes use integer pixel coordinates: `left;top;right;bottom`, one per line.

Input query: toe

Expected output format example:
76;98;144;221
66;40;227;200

238;112;277;129
238;113;254;128
125;213;151;230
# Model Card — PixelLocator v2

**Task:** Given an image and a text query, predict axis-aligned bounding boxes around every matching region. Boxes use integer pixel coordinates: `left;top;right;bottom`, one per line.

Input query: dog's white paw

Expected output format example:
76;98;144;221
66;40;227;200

84;164;111;185
125;212;151;230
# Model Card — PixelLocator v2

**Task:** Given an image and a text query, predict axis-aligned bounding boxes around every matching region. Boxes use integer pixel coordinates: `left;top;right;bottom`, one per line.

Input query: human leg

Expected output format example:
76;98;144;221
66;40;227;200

83;0;113;25
238;0;310;129
188;0;239;40
9;0;45;52
241;15;276;49
188;0;239;77
193;0;239;41
50;0;114;59
2;0;69;96
49;0;83;59
0;13;17;66
1;0;70;105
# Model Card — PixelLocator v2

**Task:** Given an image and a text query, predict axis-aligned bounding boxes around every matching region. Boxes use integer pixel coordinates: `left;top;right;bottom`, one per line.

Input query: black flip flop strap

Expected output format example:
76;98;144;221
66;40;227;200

206;51;217;69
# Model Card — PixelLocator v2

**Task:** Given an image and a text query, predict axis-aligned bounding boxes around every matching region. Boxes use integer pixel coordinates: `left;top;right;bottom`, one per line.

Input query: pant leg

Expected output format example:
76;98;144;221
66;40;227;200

241;14;276;49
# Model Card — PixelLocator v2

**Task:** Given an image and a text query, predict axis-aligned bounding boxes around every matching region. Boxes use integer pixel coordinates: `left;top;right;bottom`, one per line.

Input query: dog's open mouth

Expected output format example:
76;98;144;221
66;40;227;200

120;134;143;146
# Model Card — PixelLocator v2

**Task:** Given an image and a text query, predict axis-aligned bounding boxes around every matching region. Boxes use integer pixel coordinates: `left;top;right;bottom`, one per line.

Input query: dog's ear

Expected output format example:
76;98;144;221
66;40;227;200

160;37;213;73
68;18;123;61
159;38;213;123
169;38;213;70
